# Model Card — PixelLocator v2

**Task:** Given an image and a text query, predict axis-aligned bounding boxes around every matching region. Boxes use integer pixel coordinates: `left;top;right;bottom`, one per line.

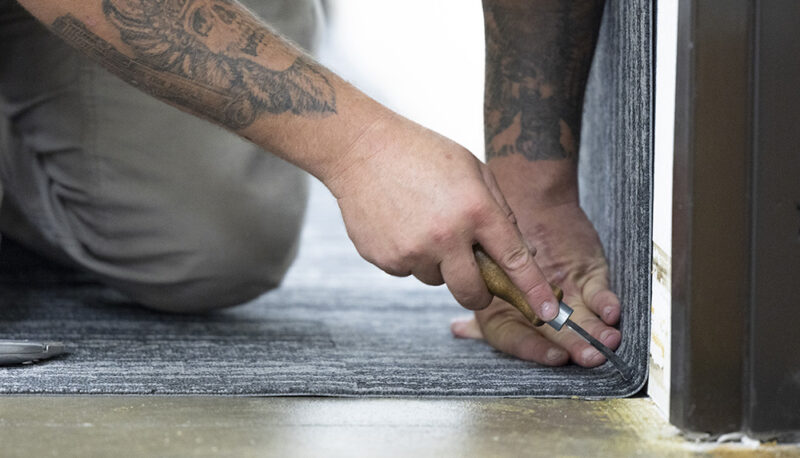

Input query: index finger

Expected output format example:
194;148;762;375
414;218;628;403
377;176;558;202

474;213;559;322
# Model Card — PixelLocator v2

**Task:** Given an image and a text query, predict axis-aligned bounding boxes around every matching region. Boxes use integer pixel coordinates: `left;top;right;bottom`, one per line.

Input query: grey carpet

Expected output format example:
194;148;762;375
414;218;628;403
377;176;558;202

0;0;651;397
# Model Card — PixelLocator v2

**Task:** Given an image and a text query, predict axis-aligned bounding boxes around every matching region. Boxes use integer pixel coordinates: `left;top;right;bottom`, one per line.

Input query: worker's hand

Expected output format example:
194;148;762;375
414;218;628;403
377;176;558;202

450;202;621;367
325;114;560;321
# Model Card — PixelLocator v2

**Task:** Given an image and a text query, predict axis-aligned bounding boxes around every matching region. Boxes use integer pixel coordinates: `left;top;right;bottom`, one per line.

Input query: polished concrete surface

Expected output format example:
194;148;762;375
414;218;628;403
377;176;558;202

1;397;797;457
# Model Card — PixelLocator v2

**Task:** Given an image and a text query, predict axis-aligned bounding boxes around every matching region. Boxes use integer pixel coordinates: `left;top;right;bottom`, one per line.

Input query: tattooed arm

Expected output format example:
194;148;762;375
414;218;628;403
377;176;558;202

452;1;623;368
18;0;364;182
483;0;603;205
18;0;565;334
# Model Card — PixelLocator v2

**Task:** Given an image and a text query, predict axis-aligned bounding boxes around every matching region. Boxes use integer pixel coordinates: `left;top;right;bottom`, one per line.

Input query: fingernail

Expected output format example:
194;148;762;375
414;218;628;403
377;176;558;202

582;347;603;364
541;301;558;321
603;307;614;320
546;348;565;362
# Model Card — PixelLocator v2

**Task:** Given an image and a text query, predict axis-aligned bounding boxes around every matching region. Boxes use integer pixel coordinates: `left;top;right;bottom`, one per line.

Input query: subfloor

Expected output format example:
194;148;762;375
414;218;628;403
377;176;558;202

1;397;797;457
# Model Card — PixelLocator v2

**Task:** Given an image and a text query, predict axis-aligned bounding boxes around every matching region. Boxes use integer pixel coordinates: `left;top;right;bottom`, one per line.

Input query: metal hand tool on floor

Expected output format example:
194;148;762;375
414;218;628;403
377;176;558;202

474;246;633;380
0;340;66;366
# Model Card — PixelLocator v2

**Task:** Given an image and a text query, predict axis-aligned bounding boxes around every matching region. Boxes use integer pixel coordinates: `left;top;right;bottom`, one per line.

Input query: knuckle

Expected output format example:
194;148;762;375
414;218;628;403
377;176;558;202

462;198;491;224
429;226;454;246
393;259;413;276
357;248;379;267
507;211;517;225
374;252;407;276
420;276;444;286
398;240;424;263
500;245;531;272
457;289;491;311
371;251;392;267
384;264;410;277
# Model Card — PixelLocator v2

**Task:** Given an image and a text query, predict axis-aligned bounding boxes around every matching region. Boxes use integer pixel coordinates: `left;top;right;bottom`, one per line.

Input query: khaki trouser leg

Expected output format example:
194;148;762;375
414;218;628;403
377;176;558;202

0;0;322;312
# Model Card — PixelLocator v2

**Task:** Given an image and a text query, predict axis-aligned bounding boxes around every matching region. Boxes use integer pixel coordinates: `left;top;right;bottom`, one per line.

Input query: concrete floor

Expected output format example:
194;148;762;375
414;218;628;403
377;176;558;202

1;397;797;457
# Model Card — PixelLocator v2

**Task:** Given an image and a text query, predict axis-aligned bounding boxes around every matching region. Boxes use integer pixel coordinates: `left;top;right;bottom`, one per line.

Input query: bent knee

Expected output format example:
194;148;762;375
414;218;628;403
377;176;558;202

135;275;281;314
122;242;299;314
41;142;309;313
96;191;306;313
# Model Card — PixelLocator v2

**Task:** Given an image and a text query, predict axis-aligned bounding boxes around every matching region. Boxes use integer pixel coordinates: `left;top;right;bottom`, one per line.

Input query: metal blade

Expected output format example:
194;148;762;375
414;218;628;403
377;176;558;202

565;320;634;380
0;340;67;366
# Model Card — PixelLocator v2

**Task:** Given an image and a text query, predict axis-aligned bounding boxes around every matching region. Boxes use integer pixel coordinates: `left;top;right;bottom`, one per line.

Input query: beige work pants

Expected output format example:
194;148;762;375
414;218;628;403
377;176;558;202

0;0;322;312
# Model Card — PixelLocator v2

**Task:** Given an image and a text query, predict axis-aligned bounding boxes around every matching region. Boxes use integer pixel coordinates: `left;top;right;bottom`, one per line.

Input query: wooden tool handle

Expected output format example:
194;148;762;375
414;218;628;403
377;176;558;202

473;246;562;327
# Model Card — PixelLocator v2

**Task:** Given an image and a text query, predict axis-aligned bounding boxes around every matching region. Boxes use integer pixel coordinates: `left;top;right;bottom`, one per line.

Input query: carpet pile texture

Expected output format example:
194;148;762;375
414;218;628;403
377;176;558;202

0;0;650;397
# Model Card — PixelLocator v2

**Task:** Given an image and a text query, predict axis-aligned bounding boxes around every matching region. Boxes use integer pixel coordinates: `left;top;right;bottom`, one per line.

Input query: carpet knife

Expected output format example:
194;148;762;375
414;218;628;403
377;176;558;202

474;246;634;380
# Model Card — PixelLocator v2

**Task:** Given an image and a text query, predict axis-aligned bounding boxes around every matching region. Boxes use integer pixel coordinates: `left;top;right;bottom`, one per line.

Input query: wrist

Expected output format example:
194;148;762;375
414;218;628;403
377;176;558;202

487;155;579;211
242;76;394;194
320;106;402;198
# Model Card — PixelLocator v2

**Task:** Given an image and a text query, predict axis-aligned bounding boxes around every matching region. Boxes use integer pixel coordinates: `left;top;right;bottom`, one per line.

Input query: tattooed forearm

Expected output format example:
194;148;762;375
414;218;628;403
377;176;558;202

483;0;604;161
51;0;335;131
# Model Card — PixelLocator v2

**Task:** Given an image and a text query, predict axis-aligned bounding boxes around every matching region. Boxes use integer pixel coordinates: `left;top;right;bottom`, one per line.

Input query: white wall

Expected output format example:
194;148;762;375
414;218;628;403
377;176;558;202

648;0;678;418
317;0;486;159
